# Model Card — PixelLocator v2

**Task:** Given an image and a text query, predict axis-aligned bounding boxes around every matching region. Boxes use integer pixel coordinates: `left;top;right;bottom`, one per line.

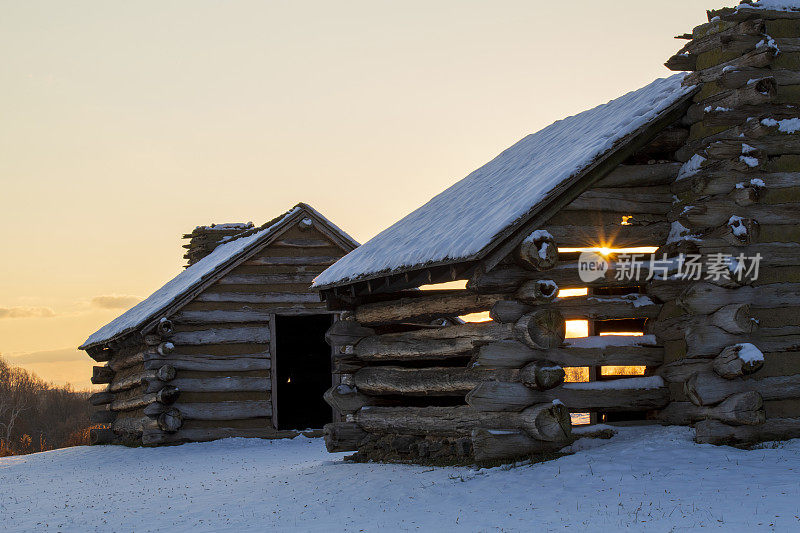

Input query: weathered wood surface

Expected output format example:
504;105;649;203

685;325;800;357
354;291;504;324
657;391;765;426
594;163;681;188
676;201;800;228
516;231;558;271
352;363;563;396
171;401;272;420
714;343;765;378
89;391;115;406
490;294;660;324
109;365;176;393
89;428;116;445
171;309;273;324
354;322;514;361
545;222;670;249
465;380;669;413
142;427;300;445
476;339;664;368
354;366;519;396
355;404;572;441
565;187;673;214
91;365;114;385
468;261;652;293
243;255;340;266
515;280;559;305
685;371;800;406
110;386;180;412
168;327;270;345
514;310;565;350
471;428;569;462
324;386;390;414
324;422;369;453
325;320;376;346
678;283;800;315
143;354;270;372
167;377;270;393
90;409;117;424
216;273;319;285
694;417;800;445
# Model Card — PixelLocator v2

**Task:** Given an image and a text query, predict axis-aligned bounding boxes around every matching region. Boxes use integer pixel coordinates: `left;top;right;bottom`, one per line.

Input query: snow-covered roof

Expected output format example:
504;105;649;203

313;74;695;289
736;0;800;11
80;203;358;350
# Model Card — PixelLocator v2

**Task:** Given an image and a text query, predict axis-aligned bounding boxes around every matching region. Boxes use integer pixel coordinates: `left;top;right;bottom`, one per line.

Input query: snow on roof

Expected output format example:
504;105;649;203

80;204;357;350
738;0;800;11
313;74;694;289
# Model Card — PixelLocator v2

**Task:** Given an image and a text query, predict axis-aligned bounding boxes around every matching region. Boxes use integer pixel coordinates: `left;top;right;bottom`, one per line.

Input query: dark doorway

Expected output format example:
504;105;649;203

275;314;334;430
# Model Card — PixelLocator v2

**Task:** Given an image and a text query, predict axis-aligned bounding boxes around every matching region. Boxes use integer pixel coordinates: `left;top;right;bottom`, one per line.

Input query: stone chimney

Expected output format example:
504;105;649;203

182;222;254;267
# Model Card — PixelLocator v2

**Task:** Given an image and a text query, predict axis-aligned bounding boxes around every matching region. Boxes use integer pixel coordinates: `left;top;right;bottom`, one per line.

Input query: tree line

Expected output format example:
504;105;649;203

0;356;93;456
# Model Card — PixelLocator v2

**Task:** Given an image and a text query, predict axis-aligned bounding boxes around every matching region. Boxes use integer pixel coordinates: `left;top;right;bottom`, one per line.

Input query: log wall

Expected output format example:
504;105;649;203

657;9;800;445
89;221;349;445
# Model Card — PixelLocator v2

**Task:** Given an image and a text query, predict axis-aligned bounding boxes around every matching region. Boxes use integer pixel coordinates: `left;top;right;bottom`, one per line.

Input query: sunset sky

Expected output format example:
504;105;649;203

0;1;734;389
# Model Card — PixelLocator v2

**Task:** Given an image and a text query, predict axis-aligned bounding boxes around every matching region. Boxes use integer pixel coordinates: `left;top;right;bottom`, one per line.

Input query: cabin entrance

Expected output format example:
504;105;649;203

274;314;334;430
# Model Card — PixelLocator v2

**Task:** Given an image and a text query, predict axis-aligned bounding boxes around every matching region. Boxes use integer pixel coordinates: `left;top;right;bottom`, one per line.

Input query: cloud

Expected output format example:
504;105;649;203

0;306;56;319
3;347;86;365
90;295;142;309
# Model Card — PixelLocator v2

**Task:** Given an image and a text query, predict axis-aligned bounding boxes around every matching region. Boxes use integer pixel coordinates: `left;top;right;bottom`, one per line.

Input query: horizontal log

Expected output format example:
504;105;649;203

476;339;663;368
171;309;273;324
514;309;565;350
594;163;682;188
678;282;800;315
171;401;272;420
324;385;386;414
325;320;375;346
169;327;270;345
355;403;572;441
354;291;504;324
142;427;300;445
354;366;516;396
677;201;800;228
683;47;776;85
471;428;570;462
714;343;765;379
720;67;800;89
685;325;800;357
91;409;117;424
657;391;765;426
167;376;270;393
244;256;339;266
91;366;114;385
89;428;115;445
143;354;270;372
112;415;153;436
109;365;176;393
353;366;519;396
465;378;669;413
490;294;660;324
195;292;320;304
354;322;514;361
695;417;800;445
324;422;369;453
111;386;180;412
89;391;115;406
216;273;318;285
545;222;670;248
685;371;800;406
565;187;673;214
468;261;651;293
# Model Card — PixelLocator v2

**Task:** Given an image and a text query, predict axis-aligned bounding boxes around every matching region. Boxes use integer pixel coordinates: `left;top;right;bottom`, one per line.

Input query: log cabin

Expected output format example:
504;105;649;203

313;1;800;462
80;203;359;445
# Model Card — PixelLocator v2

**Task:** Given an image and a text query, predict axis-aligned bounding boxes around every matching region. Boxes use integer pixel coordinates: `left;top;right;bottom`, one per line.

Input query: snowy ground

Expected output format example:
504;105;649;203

1;426;799;532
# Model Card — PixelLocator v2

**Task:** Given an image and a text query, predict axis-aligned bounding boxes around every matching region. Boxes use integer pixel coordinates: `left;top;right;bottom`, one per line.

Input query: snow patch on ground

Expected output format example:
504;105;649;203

2;427;799;531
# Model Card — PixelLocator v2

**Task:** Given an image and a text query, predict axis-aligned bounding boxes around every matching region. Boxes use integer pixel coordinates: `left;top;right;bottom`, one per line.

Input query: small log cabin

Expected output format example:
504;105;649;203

80;203;359;445
313;1;800;462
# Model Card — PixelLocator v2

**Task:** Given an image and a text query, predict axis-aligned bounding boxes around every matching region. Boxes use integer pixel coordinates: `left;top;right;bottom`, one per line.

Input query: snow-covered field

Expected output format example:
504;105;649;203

1;426;798;532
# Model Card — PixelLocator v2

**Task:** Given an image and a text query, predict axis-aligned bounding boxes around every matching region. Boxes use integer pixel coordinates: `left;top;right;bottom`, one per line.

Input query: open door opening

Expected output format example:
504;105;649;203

274;314;334;430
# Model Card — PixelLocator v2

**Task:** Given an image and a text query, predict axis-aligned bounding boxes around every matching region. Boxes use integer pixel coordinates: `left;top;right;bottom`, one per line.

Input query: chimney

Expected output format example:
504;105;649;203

182;222;254;267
